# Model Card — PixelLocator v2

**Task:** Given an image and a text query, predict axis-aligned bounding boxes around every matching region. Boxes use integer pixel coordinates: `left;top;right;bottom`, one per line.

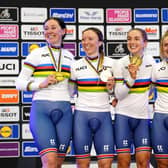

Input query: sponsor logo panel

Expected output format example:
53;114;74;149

22;106;31;121
134;25;159;40
106;8;132;23
63;42;76;56
106;25;132;40
22;91;32;104
21;7;47;22
0;89;19;104
0;7;18;22
161;8;168;23
0;124;19;139
78;8;104;23
107;42;129;58
0;142;20;157
64;25;76;40
0;77;17;87
78;42;86;57
0;42;19;57
22;141;39;157
0;106;19;122
0;24;19;39
134;8;159;23
21;42;46;57
21;25;44;40
162;25;168;36
0;59;19;75
50;8;76;23
22;123;33;139
146;42;160;57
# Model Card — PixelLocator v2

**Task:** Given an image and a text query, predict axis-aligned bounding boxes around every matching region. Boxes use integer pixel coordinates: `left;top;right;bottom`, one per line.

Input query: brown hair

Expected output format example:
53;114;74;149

128;28;148;42
82;27;104;56
44;17;66;47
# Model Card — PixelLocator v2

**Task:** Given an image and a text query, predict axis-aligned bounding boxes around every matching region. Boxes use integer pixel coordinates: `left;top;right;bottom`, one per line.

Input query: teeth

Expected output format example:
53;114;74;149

130;46;136;49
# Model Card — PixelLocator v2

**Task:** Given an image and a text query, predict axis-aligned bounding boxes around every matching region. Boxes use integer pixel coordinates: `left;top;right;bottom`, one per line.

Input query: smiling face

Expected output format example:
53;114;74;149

44;19;65;46
82;29;102;57
127;29;147;56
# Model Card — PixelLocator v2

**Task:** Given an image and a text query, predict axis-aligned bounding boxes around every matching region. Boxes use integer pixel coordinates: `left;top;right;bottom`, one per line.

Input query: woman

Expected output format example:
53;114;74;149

70;27;115;168
151;31;168;168
15;17;74;168
114;28;155;168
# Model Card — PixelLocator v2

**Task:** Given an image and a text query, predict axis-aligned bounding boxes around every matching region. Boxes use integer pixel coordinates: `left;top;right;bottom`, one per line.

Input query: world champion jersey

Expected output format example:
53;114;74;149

114;55;155;119
70;56;115;112
15;45;74;101
152;60;168;113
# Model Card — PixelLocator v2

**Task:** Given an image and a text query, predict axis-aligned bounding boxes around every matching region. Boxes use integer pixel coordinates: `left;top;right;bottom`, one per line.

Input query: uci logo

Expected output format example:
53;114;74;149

0;64;15;70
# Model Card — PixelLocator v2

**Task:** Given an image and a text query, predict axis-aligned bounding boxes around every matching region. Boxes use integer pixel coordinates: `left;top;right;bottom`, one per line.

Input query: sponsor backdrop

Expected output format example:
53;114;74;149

0;5;167;166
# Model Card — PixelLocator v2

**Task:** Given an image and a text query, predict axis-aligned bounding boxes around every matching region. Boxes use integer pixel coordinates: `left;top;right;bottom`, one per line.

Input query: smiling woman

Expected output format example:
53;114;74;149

15;17;75;168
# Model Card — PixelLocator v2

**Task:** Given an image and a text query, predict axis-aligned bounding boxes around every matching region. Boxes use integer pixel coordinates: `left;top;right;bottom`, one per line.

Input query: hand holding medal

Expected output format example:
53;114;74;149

130;55;142;67
54;72;65;82
128;55;142;79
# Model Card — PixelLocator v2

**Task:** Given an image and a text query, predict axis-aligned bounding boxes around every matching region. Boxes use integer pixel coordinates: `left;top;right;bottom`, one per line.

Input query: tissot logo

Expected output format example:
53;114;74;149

106;25;131;40
21;25;44;40
0;106;19;122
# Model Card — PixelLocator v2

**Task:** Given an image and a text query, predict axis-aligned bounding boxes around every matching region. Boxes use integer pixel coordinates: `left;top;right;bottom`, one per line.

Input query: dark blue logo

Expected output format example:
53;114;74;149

22;141;39;157
0;42;18;57
22;91;32;104
79;43;86;57
21;42;46;57
161;8;168;23
134;8;159;23
50;8;76;23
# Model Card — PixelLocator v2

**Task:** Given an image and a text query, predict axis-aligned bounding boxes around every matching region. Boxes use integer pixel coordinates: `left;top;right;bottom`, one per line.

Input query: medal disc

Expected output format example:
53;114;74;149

100;70;112;82
55;72;64;81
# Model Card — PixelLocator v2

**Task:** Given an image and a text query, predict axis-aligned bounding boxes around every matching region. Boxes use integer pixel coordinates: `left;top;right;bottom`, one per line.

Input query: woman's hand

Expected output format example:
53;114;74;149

128;64;139;79
39;74;57;89
111;98;118;107
106;76;115;90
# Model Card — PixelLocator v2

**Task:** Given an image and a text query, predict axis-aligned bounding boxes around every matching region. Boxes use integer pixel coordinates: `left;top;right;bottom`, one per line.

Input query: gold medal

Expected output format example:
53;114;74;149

99;70;112;82
130;55;142;67
54;72;65;82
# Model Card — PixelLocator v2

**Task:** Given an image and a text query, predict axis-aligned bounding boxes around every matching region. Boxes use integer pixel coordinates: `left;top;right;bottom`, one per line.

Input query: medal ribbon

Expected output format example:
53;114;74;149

84;54;104;76
48;46;62;72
